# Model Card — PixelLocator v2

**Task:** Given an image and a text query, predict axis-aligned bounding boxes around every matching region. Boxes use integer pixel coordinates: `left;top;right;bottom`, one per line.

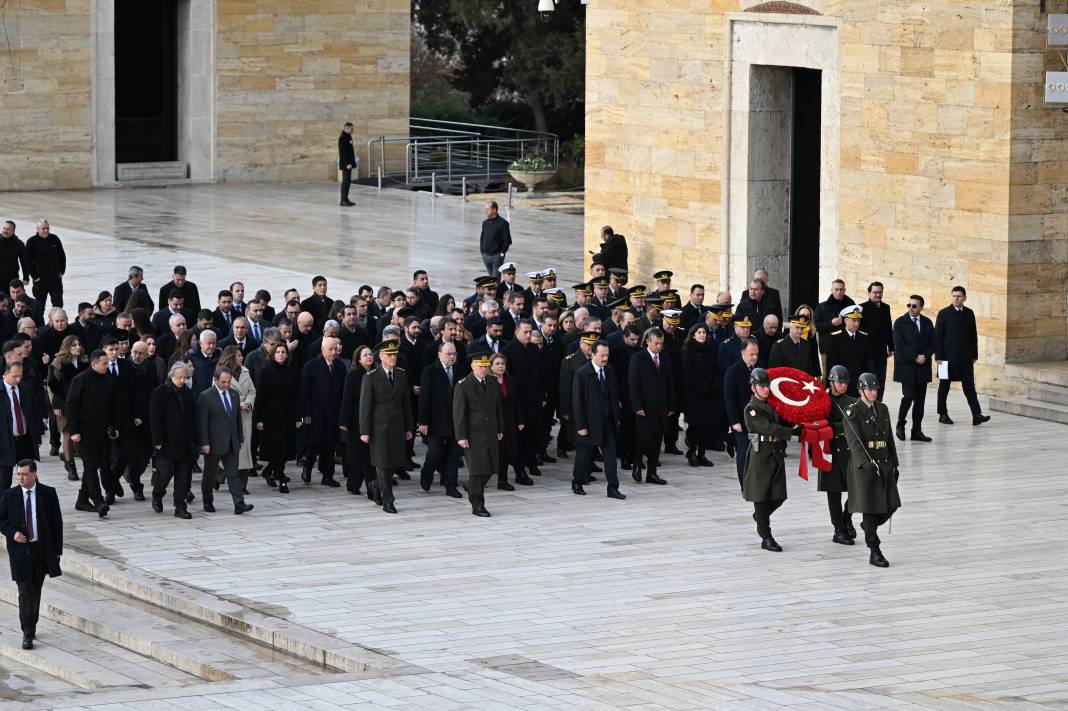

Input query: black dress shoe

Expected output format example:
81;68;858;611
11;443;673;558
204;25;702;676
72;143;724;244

234;503;254;515
571;481;586;495
66;461;79;481
97;503;109;518
710;441;726;452
49;445;60;457
473;508;491;517
174;509;192;519
185;491;195;503
22;636;32;650
75;500;95;513
911;431;932;442
582;475;594;485
664;445;684;455
301;463;313;483
726;439;735;458
133;488;145;502
607;488;626;500
589;462;602;473
529;465;542;476
321;477;340;488
832;531;854;545
151;496;163;513
445;487;463;498
366;483;377;500
383;502;397;514
761;536;782;552
340;200;355;206
973;414;991;426
497;481;514;491
115;482;124;498
696;455;715;467
203;502;216;513
687;454;699;467
895;423;906;441
540;453;557;464
938;414;954;424
556;448;568;459
516;473;534;486
631;463;643;483
869;546;890;567
395;471;411;480
105;493;116;506
843;518;857;540
645;473;667;485
278;481;289;493
213;481;220;491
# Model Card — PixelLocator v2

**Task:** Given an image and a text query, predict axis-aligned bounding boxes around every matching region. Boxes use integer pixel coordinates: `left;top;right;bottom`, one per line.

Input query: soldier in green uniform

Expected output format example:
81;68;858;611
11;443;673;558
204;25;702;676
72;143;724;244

842;372;902;567
823;365;857;545
742;368;802;552
453;353;503;517
358;341;414;514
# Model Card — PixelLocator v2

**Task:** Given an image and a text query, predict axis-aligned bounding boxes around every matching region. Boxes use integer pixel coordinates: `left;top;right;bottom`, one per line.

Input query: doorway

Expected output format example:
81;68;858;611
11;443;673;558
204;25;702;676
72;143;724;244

115;0;178;163
788;68;821;312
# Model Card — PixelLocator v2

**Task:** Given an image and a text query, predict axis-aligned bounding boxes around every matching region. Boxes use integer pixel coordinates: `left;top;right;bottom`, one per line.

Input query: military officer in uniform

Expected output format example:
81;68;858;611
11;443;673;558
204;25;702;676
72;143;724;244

496;262;521;302
453;353;503;517
520;272;545;318
823;365;857;545
358;341;414;514
607;269;628;303
649;270;673;300
588;278;610;321
842;372;902;567
742;368;801;552
717;314;751;378
769;313;821;377
825;305;869;396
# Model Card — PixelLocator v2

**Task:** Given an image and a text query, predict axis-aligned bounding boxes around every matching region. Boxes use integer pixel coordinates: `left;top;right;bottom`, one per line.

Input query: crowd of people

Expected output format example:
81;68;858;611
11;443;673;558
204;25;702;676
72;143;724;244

0;213;991;564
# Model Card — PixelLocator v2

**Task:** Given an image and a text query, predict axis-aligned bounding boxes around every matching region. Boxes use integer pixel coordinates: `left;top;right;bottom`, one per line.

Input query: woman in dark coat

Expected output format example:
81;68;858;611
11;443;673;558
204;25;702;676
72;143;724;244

90;291;117;333
339;345;375;497
681;324;718;468
489;353;523;490
253;343;301;493
47;335;87;480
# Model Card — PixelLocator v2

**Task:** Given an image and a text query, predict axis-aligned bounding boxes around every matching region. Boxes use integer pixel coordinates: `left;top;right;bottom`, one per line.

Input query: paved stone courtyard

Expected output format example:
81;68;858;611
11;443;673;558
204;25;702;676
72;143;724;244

0;184;1065;710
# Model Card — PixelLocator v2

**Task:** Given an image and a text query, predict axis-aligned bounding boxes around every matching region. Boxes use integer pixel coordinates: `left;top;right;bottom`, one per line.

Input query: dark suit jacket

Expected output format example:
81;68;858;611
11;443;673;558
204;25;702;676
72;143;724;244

418;362;457;437
825;330;871;392
0;382;42;466
628;349;674;434
218;335;259;358
299;356;347;447
860;300;894;359
211;308;237;338
149;381;197;460
736;290;783;326
893;313;936;384
339;131;356;166
195;386;243;455
113;281;152;313
151;307;194;337
572;362;620;445
503;339;543;422
723;358;754;431
157;280;201;315
0;483;62;582
934;305;978;372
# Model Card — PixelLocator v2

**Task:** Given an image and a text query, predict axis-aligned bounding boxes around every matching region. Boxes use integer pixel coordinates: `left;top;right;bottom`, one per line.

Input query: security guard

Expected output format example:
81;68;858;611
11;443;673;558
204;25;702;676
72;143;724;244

825;305;869;396
823;365;857;545
842;372;901;567
742;367;801;552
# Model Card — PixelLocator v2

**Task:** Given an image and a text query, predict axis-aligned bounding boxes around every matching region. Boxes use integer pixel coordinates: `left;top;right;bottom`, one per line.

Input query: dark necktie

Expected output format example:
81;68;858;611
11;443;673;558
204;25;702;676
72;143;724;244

914;317;920;332
221;390;232;417
11;386;24;436
252;323;260;341
387;370;394;385
109;362;117;378
24;490;33;542
225;312;231;326
446;366;453;385
653;353;660;369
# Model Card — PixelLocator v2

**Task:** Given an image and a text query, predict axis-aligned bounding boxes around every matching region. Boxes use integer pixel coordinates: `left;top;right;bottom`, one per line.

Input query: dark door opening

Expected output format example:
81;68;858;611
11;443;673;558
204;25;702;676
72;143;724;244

788;68;821;314
115;0;178;163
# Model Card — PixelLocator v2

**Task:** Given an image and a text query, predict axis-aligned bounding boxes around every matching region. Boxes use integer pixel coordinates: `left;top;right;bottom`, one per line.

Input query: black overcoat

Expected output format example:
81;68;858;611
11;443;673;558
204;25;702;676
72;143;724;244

253;362;300;462
149;381;196;461
0;483;62;582
681;343;718;426
628;349;675;435
934;305;978;381
300;356;347;447
572;362;620;445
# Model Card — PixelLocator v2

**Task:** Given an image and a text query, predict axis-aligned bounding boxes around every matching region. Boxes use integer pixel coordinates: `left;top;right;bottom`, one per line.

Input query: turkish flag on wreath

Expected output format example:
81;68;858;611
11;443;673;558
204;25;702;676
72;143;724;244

765;367;833;480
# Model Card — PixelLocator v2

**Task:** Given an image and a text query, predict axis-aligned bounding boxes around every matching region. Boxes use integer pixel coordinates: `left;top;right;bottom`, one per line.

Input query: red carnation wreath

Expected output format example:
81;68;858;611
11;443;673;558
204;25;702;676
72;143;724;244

764;367;832;480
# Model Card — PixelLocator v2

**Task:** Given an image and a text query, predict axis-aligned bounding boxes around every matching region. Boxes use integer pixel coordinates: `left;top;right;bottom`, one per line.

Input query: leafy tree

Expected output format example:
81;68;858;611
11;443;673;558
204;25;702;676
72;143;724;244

413;0;585;137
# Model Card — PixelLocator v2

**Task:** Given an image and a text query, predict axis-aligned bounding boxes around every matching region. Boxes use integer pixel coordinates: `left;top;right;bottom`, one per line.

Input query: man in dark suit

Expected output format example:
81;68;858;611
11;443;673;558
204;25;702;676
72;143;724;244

934;286;990;426
151;289;193;337
218;317;258;357
112;266;152;313
359;341;414;514
149;361;197;518
860;281;894;401
892;295;936;442
122;341;158;501
65;350;118;517
503;319;542;484
0;460;62;650
572;340;625;499
25;220;66;324
735;277;782;330
299;337;347;487
628;328;674;485
210;290;237;337
101;337;135;503
724;339;760;489
824;306;870;396
300;276;332;329
815;280;856;370
195;368;252;514
157;266;201;315
0;361;42;489
418;341;462;497
500;291;524;343
338;121;356;206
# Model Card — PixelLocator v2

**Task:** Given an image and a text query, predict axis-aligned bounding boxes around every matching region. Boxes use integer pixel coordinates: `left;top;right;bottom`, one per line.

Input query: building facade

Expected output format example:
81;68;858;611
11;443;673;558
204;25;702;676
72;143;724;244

584;0;1068;391
0;0;409;190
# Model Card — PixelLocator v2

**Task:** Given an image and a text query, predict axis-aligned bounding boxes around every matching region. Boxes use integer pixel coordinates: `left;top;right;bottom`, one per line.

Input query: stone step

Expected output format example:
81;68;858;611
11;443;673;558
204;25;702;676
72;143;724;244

1003;362;1068;388
116;161;188;182
1027;384;1068;407
988;395;1068;425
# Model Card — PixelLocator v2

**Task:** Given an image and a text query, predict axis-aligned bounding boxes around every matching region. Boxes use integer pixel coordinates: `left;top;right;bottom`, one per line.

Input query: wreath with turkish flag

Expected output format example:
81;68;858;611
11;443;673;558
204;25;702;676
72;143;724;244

765;367;832;480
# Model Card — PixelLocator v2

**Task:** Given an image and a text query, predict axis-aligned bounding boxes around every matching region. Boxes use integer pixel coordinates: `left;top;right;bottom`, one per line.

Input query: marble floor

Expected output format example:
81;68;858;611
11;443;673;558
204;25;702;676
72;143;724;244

0;184;1066;710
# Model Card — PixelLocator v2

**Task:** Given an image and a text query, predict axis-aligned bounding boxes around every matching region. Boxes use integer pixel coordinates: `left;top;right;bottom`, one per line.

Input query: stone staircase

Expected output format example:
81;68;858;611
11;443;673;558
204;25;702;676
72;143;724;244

989;362;1068;425
0;545;416;705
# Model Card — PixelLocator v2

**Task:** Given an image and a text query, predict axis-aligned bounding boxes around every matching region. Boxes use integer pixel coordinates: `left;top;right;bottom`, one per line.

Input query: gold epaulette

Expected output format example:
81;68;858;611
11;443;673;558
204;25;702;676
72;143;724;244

859;330;868;336
831;330;843;335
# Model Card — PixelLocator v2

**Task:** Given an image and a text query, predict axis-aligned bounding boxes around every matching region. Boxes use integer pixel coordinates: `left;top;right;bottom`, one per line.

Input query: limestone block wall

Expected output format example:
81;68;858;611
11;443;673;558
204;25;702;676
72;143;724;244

0;0;94;192
585;0;1066;391
215;0;410;183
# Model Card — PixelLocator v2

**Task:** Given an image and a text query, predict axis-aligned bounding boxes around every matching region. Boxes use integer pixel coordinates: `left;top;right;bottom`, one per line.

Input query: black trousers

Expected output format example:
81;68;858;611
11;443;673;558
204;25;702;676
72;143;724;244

340;167;352;202
753;498;784;539
202;451;245;507
468;474;490;511
867;356;888;402
17;543;46;635
617;411;635;464
574;421;619;490
937;368;982;418
48;409;60;450
634;432;663;479
664;412;681;448
153;456;192;509
897;382;928;431
557;414;574;454
122;426;152;491
305;441;337;479
734;430;748;490
540;397;557;453
862;513;890;547
31;278;63;322
0;435;36;489
77;433;111;506
344;438;374;492
376;467;397;507
421;435;461;490
826;492;853;531
519;411;542;473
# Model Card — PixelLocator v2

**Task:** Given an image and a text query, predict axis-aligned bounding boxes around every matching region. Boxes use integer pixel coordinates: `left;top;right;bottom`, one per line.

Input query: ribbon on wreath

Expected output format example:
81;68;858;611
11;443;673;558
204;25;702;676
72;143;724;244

797;420;833;481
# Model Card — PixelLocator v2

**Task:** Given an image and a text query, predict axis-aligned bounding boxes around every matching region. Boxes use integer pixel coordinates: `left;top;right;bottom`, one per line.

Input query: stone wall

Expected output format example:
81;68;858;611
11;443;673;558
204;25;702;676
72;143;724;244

585;0;1067;391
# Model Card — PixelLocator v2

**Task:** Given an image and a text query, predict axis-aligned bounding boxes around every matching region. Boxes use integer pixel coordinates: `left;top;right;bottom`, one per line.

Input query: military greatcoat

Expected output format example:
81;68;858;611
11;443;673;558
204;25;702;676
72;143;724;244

358;367;414;469
818;391;856;493
741;397;796;503
842;399;902;515
452;374;503;480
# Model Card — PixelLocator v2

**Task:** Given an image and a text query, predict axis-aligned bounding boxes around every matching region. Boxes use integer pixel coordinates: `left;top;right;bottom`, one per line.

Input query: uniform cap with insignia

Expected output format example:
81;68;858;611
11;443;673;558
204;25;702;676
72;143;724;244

652;270;673;281
580;331;600;345
591;277;610;289
840;304;864;319
469;352;492;367
659;288;680;302
644;295;664;306
375;341;400;355
498;261;518;274
572;282;592;295
605;295;628;310
525;271;544;282
789;312;811;326
627;285;647;298
608;268;628;284
661;309;683;325
733;314;753;327
544;288;567;303
540;267;556;278
473;275;497;288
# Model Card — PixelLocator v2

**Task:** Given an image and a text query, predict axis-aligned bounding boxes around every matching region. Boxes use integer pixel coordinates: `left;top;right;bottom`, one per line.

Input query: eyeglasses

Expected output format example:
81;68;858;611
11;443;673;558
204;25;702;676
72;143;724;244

907;304;920;309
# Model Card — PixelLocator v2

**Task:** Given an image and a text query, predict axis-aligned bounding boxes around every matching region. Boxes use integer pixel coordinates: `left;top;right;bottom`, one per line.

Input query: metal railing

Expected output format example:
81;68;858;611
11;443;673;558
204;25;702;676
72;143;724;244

367;118;558;189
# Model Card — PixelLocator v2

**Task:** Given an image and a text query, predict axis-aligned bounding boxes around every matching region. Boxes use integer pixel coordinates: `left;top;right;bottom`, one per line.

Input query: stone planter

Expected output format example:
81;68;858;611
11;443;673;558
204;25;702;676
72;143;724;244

508;169;557;195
